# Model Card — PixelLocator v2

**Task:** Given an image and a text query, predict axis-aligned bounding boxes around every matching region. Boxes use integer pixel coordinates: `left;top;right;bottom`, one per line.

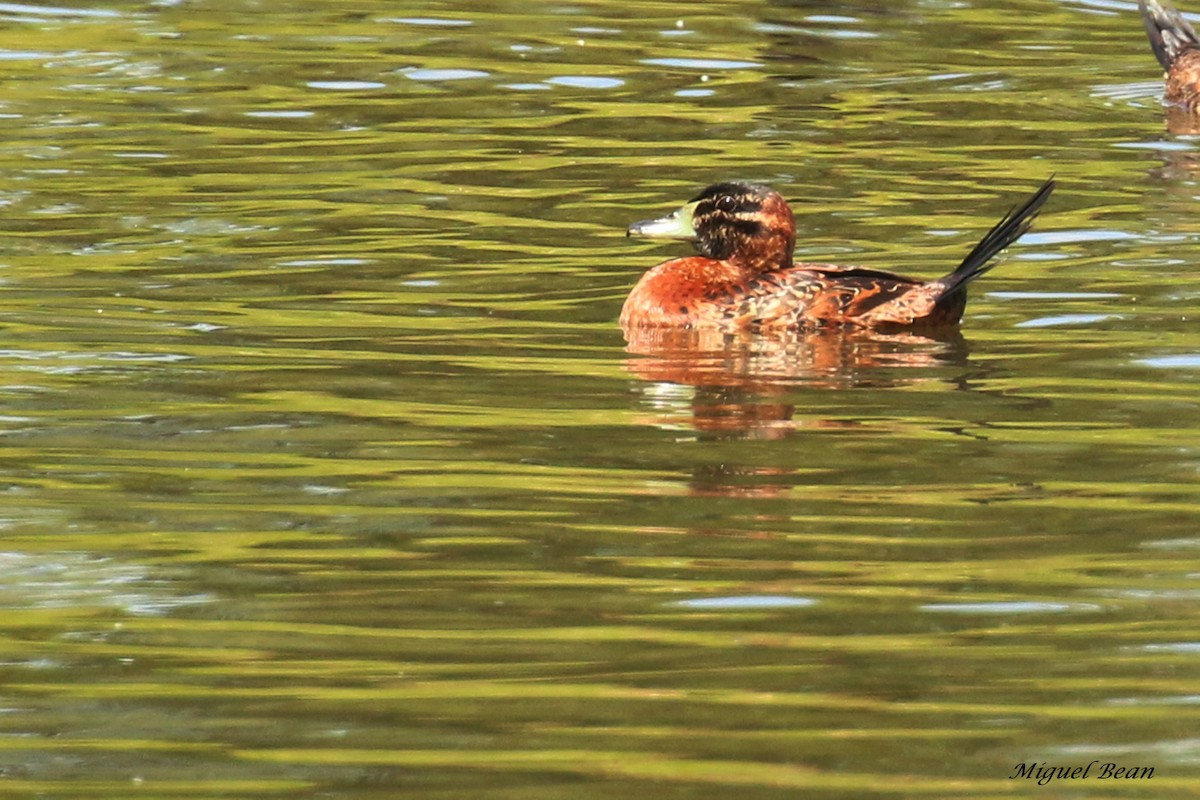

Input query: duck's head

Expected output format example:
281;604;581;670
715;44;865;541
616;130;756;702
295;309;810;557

627;182;795;272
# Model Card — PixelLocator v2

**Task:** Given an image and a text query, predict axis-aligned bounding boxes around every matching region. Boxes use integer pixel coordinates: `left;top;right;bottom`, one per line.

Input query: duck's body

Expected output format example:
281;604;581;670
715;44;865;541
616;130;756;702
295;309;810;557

622;259;970;330
621;180;1054;332
1140;0;1200;108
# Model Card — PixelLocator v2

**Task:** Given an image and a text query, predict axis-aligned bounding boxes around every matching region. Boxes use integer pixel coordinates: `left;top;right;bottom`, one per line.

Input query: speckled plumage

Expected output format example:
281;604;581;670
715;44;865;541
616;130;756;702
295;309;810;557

1140;0;1200;108
621;180;1054;332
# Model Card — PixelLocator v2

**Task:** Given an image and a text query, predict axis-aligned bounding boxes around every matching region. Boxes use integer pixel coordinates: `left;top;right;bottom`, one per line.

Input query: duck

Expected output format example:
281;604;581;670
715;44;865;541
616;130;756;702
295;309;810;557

1140;0;1200;108
621;178;1054;331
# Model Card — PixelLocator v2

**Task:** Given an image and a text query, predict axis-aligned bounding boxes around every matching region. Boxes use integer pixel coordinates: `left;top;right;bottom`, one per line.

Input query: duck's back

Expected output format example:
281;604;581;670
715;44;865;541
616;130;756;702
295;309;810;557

621;260;951;330
1166;49;1200;107
746;264;940;329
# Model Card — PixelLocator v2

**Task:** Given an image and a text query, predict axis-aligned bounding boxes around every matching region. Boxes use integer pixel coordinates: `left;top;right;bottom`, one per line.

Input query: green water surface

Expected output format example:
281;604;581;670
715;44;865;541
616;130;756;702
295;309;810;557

0;0;1195;797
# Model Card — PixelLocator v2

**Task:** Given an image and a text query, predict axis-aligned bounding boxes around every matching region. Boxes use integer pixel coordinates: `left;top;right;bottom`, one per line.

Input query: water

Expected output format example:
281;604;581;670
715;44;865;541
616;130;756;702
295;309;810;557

0;0;1196;796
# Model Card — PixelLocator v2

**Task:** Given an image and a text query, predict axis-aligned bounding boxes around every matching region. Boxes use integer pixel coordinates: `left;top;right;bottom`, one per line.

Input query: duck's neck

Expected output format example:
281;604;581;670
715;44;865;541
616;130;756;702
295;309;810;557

727;248;793;277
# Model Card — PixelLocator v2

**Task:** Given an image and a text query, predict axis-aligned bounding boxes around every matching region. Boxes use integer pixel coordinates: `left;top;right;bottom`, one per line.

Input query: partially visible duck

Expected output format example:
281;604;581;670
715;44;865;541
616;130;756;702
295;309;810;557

621;179;1054;331
1140;0;1200;108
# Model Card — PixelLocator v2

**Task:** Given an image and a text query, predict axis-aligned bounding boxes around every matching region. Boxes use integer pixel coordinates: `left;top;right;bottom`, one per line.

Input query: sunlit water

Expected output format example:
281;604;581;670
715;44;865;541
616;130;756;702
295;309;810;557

0;0;1196;797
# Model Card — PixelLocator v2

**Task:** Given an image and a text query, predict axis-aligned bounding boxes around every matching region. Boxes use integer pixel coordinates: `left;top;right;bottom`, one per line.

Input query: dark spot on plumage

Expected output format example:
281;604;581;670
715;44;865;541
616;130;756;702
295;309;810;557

693;217;765;260
678;305;689;315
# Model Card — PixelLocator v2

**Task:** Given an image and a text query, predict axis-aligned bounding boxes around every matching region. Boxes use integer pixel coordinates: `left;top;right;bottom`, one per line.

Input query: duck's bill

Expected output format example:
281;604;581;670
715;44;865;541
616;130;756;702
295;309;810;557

626;202;698;240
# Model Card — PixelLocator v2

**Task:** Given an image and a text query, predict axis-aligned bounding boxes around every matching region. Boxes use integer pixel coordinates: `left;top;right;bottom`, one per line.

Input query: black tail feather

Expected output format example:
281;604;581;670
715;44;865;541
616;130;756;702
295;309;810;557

1140;0;1200;70
936;178;1055;298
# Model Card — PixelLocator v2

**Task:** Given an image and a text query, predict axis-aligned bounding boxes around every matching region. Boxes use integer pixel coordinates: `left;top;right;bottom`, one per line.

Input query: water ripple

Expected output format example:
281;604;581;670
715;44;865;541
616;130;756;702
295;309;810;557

546;75;624;89
670;595;818;610
640;57;763;70
401;68;489;82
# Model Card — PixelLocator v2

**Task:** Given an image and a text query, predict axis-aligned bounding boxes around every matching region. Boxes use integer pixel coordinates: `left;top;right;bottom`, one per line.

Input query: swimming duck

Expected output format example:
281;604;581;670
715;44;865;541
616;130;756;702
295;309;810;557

1140;0;1200;108
621;179;1054;331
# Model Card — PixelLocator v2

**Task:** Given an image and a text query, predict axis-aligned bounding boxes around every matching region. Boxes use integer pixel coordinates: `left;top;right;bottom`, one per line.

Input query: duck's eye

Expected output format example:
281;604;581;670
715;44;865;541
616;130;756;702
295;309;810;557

715;195;739;213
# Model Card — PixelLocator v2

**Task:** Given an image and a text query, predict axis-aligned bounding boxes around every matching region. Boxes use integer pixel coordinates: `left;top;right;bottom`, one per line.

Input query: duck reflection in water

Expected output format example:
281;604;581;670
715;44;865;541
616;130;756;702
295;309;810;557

625;324;969;409
625;324;969;438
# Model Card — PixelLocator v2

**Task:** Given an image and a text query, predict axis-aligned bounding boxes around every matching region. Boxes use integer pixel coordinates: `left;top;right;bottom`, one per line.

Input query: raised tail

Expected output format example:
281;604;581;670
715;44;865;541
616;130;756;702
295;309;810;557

933;177;1055;300
1140;0;1200;70
856;178;1055;328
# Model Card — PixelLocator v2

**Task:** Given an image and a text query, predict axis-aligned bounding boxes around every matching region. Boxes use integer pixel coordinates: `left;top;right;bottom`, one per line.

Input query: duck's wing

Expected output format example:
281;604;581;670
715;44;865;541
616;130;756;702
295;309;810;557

737;264;921;328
